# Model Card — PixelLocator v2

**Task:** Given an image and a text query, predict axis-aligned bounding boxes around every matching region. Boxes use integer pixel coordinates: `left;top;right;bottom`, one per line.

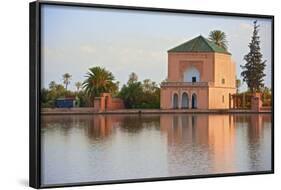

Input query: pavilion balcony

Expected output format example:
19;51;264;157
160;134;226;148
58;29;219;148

161;81;214;87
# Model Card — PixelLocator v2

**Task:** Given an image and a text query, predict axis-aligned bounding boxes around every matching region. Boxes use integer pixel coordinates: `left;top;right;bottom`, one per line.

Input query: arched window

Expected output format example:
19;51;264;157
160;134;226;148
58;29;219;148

173;93;179;109
184;67;200;82
191;93;197;109
181;92;189;109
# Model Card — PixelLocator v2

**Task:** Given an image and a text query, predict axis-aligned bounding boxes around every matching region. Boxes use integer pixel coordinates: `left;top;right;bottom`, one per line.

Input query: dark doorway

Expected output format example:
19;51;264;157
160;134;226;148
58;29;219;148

181;92;189;109
192;93;197;109
173;94;178;109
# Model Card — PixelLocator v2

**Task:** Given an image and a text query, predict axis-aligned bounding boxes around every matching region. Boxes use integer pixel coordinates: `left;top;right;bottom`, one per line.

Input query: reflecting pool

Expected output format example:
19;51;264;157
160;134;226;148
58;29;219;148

41;114;272;185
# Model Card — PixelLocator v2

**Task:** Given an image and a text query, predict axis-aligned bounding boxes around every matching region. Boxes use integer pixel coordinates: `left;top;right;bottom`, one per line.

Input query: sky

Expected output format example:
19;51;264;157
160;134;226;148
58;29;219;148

41;5;272;91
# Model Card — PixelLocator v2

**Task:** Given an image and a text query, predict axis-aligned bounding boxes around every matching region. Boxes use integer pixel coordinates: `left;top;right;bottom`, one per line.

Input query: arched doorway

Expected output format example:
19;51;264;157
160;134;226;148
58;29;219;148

181;92;189;109
191;93;197;109
184;67;200;82
173;93;178;109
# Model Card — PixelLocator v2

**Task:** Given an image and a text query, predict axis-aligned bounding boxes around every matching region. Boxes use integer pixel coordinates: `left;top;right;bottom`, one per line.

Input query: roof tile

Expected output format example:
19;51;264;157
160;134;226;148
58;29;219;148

168;35;230;55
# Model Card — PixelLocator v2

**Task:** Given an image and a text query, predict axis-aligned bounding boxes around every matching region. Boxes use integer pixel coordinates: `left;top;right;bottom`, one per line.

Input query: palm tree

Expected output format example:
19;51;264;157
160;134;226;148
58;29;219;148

75;82;82;92
208;30;228;50
83;67;118;99
62;73;71;90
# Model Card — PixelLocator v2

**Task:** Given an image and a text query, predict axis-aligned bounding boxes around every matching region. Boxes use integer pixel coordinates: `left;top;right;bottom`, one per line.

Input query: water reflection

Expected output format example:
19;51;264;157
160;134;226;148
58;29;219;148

41;114;272;185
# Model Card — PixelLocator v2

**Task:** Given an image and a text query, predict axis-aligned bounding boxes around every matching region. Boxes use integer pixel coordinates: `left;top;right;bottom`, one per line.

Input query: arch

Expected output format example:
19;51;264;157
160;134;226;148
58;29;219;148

181;92;189;109
173;93;179;109
191;93;197;109
184;67;200;82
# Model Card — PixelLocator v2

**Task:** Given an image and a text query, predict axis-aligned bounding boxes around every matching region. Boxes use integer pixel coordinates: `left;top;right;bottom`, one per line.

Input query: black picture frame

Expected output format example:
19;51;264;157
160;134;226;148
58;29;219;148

29;1;274;188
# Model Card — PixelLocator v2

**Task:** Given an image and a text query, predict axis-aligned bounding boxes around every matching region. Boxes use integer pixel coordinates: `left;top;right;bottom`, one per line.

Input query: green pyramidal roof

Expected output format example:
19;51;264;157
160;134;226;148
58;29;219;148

168;35;231;55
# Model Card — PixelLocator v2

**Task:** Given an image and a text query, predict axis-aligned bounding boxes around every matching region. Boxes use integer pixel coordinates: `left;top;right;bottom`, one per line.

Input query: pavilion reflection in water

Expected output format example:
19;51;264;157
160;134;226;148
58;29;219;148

41;113;271;182
42;114;271;144
159;114;271;173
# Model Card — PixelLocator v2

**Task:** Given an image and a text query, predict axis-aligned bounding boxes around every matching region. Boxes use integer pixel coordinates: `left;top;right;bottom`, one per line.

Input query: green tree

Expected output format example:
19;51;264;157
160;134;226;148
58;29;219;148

41;88;51;107
142;79;156;92
49;81;57;90
118;74;160;109
236;78;241;93
48;84;67;98
76;91;91;107
261;86;272;106
75;81;82;92
62;73;72;90
128;72;138;84
42;83;68;108
208;30;228;50
83;67;118;99
241;20;266;92
119;81;143;108
141;79;160;108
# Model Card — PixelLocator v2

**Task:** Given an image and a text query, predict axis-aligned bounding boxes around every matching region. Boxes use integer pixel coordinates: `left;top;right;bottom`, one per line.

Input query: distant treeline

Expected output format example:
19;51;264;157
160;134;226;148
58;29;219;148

41;67;161;109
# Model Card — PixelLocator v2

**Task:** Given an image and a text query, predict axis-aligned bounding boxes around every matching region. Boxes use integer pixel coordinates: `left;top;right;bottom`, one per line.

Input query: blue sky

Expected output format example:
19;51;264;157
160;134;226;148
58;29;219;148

41;5;272;91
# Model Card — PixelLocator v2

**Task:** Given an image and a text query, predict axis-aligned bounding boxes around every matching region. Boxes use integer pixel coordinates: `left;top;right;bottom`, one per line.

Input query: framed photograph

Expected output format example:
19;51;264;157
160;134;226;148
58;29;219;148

29;1;274;188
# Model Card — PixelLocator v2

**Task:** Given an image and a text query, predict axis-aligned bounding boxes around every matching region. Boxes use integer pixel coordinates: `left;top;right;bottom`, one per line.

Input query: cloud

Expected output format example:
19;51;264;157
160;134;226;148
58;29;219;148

79;44;96;54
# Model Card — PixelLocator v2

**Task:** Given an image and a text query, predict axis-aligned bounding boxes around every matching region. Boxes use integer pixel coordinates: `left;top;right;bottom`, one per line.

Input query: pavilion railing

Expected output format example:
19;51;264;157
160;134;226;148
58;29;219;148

161;81;213;87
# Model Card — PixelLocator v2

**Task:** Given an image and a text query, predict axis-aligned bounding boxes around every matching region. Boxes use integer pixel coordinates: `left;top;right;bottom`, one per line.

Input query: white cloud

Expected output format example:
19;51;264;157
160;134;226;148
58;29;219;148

79;44;96;54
